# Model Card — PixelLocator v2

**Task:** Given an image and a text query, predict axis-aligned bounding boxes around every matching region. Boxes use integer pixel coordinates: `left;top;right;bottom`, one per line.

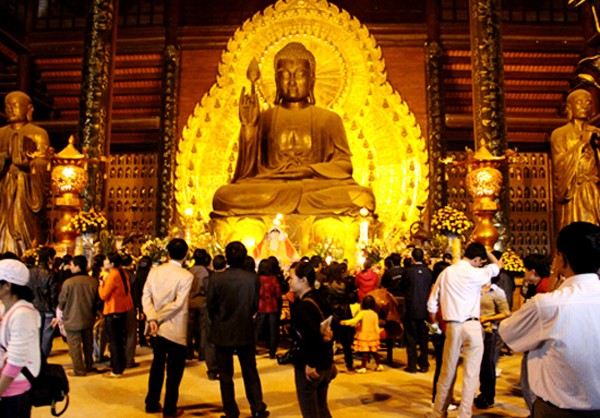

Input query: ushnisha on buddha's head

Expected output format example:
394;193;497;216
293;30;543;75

274;42;316;105
4;91;34;123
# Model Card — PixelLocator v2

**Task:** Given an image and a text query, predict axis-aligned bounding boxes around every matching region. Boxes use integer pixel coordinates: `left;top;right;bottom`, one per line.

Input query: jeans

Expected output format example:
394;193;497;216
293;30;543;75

254;312;279;357
145;336;187;416
294;365;335;418
105;312;127;374
0;391;31;418
66;328;94;375
39;311;55;359
215;345;267;418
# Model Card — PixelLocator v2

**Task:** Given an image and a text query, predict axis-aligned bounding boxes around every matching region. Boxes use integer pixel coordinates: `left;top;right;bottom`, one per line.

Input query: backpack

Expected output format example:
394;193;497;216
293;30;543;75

22;363;69;416
1;305;69;417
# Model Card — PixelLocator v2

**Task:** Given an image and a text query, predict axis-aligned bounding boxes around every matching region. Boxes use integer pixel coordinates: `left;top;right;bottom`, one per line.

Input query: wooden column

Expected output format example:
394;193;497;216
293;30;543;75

468;0;510;247
425;0;447;216
78;0;119;210
156;0;180;237
17;0;38;92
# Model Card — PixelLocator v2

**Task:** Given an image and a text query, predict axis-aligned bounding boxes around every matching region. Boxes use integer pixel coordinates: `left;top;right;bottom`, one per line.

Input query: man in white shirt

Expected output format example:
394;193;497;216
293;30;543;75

499;222;600;417
143;239;193;418
426;242;502;418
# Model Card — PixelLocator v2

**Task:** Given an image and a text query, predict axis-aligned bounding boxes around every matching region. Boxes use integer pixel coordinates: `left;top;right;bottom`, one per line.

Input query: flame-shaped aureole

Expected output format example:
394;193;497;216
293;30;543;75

176;0;429;246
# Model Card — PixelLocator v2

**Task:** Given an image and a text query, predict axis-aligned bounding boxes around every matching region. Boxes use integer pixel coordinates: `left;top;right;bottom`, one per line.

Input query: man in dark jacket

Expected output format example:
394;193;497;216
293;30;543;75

401;247;433;373
59;255;98;376
28;246;58;358
208;242;269;418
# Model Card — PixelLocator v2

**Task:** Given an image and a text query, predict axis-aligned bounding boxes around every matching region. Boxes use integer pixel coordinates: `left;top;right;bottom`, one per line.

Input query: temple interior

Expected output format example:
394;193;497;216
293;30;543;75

1;0;599;417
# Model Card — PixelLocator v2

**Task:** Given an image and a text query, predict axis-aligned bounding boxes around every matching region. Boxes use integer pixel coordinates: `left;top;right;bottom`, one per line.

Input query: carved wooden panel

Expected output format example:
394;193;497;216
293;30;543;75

106;153;158;245
507;152;553;257
446;151;553;257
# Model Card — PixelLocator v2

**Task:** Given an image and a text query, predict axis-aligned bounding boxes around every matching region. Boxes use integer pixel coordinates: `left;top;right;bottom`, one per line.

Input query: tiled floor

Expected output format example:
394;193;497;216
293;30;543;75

34;340;529;417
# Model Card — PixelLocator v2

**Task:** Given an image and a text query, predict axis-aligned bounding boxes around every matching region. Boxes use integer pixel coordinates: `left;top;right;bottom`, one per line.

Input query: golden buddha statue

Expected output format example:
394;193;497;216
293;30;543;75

0;91;51;254
212;42;376;216
550;89;600;231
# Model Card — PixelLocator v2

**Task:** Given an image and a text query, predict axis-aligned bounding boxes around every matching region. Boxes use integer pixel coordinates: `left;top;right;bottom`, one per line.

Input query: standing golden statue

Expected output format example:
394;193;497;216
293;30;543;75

550;89;600;231
0;91;51;254
212;42;375;216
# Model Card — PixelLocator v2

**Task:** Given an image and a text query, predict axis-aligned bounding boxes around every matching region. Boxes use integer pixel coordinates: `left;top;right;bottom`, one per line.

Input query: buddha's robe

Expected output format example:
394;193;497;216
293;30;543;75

550;122;600;231
213;105;375;216
0;123;50;253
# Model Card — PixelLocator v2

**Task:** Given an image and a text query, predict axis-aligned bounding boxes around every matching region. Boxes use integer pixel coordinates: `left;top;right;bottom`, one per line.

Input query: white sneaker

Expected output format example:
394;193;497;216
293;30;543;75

356;368;367;374
375;365;384;372
448;404;458;411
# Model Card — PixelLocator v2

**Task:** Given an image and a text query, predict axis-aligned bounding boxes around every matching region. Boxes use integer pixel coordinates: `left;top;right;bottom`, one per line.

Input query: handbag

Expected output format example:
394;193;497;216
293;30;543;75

1;305;69;417
22;363;70;417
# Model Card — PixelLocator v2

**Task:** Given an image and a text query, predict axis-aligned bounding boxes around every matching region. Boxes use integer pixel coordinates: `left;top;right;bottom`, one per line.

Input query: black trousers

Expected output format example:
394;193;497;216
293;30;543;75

215;345;267;418
478;331;498;403
254;312;279;357
0;391;31;418
105;312;127;375
145;336;187;416
294;365;335;418
404;317;430;370
534;398;600;418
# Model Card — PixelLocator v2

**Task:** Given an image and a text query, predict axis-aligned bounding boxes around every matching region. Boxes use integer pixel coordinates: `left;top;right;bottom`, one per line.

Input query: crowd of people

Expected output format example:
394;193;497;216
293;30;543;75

0;221;599;417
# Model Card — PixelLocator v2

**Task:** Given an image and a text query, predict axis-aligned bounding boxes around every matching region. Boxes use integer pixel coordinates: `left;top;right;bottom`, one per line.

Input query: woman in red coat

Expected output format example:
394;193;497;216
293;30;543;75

354;260;380;302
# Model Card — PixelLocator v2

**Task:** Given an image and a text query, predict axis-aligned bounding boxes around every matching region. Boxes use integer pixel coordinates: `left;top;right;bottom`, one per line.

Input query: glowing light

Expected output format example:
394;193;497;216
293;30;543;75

359;207;369;217
242;237;256;250
325;255;332;265
175;0;429;247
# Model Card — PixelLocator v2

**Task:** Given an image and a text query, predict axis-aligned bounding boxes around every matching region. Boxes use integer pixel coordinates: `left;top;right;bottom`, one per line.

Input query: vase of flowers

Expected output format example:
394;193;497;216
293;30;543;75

69;208;108;234
501;248;526;276
69;208;108;261
431;206;473;262
140;237;169;265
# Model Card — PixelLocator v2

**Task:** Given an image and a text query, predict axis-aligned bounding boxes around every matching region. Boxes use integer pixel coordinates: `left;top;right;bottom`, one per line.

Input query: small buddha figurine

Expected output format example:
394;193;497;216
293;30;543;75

212;42;375;216
0;91;51;254
550;89;600;231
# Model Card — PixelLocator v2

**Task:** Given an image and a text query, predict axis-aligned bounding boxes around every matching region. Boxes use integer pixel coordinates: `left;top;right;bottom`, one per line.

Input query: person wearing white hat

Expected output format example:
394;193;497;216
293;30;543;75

0;258;41;417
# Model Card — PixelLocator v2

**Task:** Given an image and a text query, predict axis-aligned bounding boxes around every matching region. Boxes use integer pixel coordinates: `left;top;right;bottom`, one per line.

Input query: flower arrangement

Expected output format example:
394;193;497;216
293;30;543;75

22;246;43;266
501;248;526;276
430;206;473;236
69;208;108;233
312;237;344;262
140;237;169;264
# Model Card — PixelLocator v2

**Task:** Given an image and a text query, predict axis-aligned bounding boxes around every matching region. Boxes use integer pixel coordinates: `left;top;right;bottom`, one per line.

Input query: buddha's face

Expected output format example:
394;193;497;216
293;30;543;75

4;96;30;123
276;59;312;104
567;91;593;121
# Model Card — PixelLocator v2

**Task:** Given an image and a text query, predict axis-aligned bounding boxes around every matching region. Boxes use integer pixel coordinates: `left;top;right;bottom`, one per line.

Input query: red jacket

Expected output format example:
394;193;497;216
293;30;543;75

355;269;379;302
258;275;281;313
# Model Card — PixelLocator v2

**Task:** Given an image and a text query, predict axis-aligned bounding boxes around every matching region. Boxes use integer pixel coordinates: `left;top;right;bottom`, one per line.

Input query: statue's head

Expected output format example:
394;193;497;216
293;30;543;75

4;91;33;123
565;89;593;121
274;42;316;105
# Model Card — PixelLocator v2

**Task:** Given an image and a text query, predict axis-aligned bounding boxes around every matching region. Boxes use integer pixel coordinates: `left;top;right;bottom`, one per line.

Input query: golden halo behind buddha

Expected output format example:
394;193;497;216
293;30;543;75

176;0;429;246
